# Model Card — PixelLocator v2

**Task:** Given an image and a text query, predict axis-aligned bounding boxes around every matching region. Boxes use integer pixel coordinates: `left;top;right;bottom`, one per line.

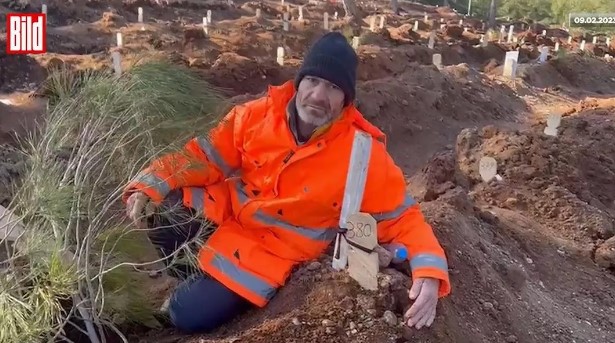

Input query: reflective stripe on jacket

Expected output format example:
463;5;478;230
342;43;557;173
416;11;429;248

123;80;451;306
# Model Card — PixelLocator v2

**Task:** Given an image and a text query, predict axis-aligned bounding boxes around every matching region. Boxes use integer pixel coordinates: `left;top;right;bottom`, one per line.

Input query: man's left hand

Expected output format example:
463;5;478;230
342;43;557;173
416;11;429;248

404;277;440;329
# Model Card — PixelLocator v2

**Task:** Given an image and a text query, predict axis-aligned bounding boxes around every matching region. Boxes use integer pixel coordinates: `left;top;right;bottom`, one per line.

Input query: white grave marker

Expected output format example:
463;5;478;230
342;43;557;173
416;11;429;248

42;4;47;14
428;31;436;49
459;19;463;25
283;12;289;31
352;36;360;49
116;32;123;47
440;18;444;23
334;11;338;20
539;46;548;63
203;17;208;34
433;53;442;68
555;42;560;51
479;157;498;182
440;23;446;30
112;51;122;77
138;7;143;23
413;20;419;31
464;27;468;32
544;113;561;136
507;25;514;43
370;16;376;32
542;29;546;36
207;10;212;24
567;36;572;44
299;6;304;21
379;16;385;29
276;47;284;66
255;8;261;18
503;50;519;79
424;12;428;22
592;36;597;44
607;37;611;46
580;40;586;50
324;12;329;30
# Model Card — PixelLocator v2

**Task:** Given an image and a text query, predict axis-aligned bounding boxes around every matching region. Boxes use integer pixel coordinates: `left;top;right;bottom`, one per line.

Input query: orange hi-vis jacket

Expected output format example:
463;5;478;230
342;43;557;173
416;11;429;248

123;81;451;307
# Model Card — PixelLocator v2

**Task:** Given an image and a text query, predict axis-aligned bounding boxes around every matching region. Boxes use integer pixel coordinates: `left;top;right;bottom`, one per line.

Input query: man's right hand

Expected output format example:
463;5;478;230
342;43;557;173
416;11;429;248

126;192;154;228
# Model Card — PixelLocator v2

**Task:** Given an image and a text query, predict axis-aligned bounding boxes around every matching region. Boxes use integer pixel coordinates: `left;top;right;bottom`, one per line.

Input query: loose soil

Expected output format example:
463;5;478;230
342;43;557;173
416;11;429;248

1;0;615;342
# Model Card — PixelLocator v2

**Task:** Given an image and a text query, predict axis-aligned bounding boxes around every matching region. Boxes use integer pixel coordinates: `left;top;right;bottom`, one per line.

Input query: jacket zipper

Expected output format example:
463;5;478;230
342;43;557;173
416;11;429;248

283;150;295;163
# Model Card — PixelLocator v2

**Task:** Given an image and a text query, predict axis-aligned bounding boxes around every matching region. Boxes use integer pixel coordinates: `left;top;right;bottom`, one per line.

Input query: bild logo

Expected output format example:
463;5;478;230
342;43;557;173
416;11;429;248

6;13;47;54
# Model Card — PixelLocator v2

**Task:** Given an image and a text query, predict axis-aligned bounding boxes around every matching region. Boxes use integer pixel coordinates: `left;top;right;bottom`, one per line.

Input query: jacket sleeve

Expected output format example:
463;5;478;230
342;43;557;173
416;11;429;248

362;142;451;298
122;106;243;204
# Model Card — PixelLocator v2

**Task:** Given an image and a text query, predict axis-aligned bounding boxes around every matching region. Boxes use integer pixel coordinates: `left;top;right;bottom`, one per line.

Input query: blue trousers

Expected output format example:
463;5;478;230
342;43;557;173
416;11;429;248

146;190;253;333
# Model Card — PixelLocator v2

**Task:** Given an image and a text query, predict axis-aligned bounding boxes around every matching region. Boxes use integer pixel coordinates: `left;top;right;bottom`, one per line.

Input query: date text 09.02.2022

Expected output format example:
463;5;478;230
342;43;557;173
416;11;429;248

569;13;615;27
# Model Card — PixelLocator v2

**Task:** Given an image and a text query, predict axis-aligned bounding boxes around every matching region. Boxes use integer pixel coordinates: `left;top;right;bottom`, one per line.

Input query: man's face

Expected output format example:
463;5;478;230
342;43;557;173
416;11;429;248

295;76;345;127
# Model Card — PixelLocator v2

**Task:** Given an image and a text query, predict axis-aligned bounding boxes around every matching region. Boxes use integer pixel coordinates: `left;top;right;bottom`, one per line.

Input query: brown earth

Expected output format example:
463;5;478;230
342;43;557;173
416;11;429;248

1;0;615;343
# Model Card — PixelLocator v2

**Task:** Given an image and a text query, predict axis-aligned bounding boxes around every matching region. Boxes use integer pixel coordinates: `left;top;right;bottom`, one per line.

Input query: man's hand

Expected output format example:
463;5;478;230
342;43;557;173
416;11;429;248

404;277;440;329
126;192;154;229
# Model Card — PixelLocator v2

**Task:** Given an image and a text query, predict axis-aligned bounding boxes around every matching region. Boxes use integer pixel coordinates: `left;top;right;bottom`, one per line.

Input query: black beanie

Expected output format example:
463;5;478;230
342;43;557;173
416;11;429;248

294;32;358;106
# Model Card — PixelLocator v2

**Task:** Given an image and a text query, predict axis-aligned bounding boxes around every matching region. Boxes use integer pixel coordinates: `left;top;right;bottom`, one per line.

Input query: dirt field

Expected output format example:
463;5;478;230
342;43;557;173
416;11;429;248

1;0;615;342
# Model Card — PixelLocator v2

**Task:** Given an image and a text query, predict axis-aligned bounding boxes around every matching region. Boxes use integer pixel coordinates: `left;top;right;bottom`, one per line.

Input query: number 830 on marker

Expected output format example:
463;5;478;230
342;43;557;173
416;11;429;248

569;13;615;27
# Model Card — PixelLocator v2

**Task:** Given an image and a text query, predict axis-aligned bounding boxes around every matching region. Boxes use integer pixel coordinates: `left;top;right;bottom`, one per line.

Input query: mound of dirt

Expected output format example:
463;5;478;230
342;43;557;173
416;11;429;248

549;54;615;94
355;63;527;173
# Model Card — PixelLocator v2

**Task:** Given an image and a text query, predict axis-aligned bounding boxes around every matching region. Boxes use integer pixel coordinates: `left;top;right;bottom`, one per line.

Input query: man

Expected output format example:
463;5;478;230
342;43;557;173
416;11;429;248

124;32;451;334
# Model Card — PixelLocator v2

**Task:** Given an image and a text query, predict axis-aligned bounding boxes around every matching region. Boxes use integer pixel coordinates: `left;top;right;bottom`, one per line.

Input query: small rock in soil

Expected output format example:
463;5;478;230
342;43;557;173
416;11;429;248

307;261;321;271
340;296;355;310
357;294;377;311
322;319;336;327
349;321;357;330
325;327;335;334
292;317;301;326
383;310;398;326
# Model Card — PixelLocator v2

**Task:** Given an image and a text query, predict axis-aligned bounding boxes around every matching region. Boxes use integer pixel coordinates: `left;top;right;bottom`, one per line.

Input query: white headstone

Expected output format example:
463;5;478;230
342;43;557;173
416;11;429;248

539;46;548;63
580;40;586;51
459;19;463;25
413;20;419;31
370;16;376;32
283;20;289;31
479;157;498;182
507;25;514;43
277;47;284;66
352;36;360;49
424;12;428;22
544;113;561;136
592;36;597;44
555;42;560;51
256;8;261;18
138;7;143;23
428;31;435;49
298;6;304;21
542;29;546;36
334;11;338;20
379;16;385;29
116;32;123;47
203;17;208;34
112;51;122;77
281;0;284;4
440;23;446;30
324;12;329;30
207;10;212;24
567;36;572;44
607;37;611;46
503;51;519;79
440;18;444;23
42;4;47;14
432;53;442;68
464;27;468;32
